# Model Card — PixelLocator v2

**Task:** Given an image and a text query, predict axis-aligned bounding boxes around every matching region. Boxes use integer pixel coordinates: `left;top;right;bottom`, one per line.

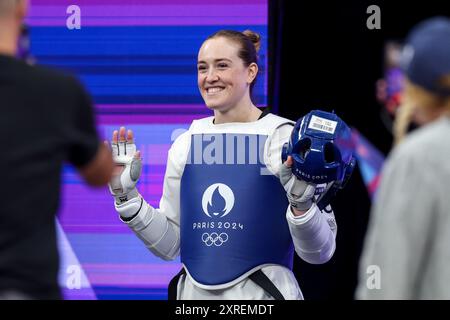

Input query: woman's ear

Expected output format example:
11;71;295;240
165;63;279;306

247;62;259;84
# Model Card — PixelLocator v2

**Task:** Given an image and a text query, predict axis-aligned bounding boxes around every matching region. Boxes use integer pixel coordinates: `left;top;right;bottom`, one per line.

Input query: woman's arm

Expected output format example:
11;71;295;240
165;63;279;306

286;204;337;264
267;123;337;264
114;131;190;261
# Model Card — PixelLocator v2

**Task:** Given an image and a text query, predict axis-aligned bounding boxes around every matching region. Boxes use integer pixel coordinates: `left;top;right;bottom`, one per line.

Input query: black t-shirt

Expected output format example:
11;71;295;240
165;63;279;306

0;54;99;299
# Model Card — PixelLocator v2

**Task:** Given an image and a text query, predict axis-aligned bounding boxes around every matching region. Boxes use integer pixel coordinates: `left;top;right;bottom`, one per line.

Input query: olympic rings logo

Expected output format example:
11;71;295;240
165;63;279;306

201;232;229;247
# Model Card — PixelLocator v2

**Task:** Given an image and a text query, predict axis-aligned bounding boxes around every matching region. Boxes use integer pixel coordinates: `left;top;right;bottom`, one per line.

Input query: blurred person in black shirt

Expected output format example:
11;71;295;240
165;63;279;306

0;0;113;299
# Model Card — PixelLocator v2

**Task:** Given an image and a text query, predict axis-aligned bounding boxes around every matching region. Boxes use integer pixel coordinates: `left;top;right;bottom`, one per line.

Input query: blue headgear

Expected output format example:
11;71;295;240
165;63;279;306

282;110;356;210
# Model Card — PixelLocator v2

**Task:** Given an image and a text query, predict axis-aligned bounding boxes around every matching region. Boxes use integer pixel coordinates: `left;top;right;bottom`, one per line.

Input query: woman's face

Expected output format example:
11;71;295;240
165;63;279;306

197;37;256;111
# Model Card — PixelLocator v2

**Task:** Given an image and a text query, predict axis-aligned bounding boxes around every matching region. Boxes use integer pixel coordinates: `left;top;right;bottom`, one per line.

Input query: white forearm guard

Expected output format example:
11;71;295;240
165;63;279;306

115;197;180;260
287;203;336;264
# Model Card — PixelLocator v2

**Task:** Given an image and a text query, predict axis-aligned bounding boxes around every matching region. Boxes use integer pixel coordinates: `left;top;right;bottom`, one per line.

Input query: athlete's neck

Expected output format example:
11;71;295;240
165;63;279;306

213;100;262;124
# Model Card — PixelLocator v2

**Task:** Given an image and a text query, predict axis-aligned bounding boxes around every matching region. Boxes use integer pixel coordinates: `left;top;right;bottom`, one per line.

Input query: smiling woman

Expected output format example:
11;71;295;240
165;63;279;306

108;29;338;300
197;30;262;124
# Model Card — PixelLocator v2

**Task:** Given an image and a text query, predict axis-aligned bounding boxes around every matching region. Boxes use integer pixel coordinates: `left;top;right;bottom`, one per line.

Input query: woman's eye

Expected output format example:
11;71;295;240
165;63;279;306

198;66;207;72
218;63;228;68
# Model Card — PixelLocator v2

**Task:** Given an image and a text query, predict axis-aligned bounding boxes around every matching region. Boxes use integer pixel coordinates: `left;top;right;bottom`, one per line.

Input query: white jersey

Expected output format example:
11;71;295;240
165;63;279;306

115;113;337;300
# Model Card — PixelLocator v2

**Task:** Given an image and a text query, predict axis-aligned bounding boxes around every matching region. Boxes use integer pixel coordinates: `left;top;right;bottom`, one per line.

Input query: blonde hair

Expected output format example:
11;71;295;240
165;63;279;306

393;78;450;145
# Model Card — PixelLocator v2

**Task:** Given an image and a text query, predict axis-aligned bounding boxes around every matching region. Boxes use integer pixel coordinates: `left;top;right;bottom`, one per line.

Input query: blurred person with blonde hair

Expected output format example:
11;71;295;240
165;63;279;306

356;17;450;299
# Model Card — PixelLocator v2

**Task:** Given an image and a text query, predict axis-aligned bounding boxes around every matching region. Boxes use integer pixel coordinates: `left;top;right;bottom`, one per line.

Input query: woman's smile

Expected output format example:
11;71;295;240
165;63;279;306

205;86;226;95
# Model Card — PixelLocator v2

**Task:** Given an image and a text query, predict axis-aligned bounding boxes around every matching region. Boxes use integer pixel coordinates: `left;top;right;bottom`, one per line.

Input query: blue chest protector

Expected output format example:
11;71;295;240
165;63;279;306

180;133;294;286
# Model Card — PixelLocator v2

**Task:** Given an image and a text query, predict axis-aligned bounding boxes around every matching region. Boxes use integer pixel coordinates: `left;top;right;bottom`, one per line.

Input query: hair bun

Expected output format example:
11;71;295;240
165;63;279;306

242;29;261;53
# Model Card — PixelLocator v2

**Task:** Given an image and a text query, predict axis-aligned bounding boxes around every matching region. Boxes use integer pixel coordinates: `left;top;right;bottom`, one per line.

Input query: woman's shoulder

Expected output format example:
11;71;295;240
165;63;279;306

391;117;450;162
188;116;215;131
266;113;295;123
262;114;295;138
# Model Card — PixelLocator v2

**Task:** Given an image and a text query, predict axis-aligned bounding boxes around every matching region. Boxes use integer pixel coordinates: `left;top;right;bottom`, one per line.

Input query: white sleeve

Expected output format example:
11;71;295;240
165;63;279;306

266;123;337;265
114;131;190;261
286;204;337;264
264;123;293;178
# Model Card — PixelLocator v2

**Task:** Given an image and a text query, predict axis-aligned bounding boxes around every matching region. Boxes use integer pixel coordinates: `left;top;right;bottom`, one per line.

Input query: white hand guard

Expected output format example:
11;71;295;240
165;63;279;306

279;161;316;211
109;139;142;204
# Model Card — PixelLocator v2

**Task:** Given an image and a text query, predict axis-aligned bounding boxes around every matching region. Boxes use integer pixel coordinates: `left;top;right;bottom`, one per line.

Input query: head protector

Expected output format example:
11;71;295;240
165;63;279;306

282;110;356;210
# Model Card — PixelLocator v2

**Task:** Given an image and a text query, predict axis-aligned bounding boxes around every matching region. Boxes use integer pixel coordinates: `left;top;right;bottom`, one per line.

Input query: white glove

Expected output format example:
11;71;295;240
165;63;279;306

279;156;316;211
109;127;142;204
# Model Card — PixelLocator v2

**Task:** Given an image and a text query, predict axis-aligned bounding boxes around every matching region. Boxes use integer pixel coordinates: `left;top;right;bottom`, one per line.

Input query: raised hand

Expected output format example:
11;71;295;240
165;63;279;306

108;126;142;204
